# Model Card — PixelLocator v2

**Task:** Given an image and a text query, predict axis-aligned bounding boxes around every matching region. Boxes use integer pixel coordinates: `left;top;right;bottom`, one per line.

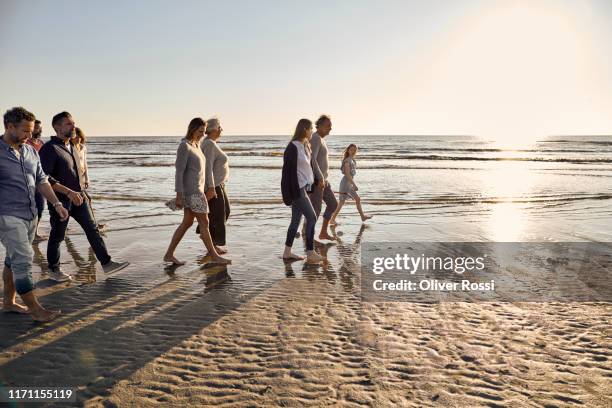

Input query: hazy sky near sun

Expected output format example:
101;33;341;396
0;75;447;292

1;0;611;137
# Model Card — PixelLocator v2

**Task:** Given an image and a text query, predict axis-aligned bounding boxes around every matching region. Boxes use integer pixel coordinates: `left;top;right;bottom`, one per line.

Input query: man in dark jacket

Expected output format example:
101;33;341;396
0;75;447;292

39;111;129;278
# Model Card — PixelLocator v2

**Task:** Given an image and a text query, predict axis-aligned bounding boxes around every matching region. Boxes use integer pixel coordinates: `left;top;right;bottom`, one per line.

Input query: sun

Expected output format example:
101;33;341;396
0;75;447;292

424;0;600;147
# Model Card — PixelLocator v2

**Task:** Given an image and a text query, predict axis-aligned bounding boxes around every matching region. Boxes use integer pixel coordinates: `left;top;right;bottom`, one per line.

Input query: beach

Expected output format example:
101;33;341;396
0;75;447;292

1;135;611;406
3;0;612;404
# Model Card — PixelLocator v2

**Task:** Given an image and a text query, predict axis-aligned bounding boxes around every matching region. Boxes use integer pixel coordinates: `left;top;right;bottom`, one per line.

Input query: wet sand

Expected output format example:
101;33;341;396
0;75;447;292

0;219;611;407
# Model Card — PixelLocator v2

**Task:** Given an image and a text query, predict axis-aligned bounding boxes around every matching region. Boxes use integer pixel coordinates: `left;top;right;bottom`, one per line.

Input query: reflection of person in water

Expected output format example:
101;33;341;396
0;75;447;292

64;235;97;282
333;223;367;292
284;224;367;291
203;265;231;293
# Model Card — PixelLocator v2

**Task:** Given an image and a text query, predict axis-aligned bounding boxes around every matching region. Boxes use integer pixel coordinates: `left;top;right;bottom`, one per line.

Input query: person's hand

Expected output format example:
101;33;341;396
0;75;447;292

318;180;325;191
175;193;183;209
67;190;83;206
205;188;217;201
55;204;69;221
353;184;359;191
84;181;90;189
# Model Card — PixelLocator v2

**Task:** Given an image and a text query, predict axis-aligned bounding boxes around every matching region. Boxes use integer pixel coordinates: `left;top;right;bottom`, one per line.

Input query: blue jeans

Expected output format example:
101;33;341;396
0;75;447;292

0;215;36;295
47;195;111;270
285;188;317;251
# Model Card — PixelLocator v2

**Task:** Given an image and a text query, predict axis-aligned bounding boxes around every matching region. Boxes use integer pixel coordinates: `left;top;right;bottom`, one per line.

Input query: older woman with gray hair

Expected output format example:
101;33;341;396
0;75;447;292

198;117;231;255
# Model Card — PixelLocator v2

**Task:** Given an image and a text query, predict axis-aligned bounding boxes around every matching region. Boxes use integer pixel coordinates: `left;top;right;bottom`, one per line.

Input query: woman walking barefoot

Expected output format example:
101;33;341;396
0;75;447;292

200;117;230;256
73;127;105;231
164;118;231;266
329;144;372;225
281;119;326;264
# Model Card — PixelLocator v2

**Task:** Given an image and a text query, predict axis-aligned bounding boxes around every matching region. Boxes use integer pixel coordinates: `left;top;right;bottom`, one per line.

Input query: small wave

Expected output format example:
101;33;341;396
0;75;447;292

544;140;612;146
361;194;612;206
227;151;284;157
383;155;612;164
91;194;166;202
86;161;612;170
397;148;604;154
91;193;612;206
88;160;172;167
92;194;285;205
205;152;612;163
91;152;175;157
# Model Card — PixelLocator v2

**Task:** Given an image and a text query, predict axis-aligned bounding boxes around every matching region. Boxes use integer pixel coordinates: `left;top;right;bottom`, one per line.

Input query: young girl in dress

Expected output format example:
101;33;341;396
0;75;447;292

329;144;372;224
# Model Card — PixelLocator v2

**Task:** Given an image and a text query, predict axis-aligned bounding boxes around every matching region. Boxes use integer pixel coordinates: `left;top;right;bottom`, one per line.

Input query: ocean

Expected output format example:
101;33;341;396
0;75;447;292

82;135;612;242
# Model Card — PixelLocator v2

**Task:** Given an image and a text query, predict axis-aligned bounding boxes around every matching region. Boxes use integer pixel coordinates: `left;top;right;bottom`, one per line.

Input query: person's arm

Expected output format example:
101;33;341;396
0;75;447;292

52;183;84;205
174;142;188;207
281;143;299;205
343;160;357;189
310;135;324;185
38;144;56;185
37;182;69;221
202;141;217;200
83;146;90;189
39;145;83;205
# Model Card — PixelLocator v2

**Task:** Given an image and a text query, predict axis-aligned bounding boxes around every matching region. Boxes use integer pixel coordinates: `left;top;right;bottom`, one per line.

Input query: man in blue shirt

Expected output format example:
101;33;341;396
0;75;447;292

0;107;69;322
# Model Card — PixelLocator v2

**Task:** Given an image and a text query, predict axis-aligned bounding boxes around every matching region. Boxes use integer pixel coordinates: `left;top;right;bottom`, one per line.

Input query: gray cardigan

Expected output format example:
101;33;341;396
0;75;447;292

201;138;229;189
175;138;206;195
310;132;329;181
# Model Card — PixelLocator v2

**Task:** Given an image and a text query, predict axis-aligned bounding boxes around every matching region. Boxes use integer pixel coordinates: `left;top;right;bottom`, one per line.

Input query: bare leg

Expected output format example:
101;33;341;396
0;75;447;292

163;209;194;265
89;195;106;230
21;290;60;322
2;266;28;314
34;217;45;240
330;199;346;225
355;196;372;221
3;267;59;321
305;250;325;264
318;218;336;241
195;213;231;265
283;246;305;261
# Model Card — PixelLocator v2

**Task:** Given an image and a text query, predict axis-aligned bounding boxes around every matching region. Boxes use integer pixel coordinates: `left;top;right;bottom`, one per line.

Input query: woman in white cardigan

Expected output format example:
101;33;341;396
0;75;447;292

73;127;105;230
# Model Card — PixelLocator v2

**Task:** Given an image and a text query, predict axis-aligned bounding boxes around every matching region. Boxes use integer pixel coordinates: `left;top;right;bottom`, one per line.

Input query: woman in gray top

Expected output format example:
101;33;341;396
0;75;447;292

197;118;230;254
329;144;372;224
164;118;231;266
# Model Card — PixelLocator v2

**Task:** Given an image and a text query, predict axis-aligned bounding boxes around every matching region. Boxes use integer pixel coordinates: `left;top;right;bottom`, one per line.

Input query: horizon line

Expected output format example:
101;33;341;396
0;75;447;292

48;134;612;138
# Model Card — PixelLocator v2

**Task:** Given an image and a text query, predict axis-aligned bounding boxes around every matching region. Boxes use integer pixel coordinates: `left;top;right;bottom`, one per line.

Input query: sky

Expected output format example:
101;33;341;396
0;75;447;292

1;0;611;139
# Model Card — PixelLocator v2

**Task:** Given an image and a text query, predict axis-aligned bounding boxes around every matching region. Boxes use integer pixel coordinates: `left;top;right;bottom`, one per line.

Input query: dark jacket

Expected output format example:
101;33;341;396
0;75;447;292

39;136;82;195
281;142;320;206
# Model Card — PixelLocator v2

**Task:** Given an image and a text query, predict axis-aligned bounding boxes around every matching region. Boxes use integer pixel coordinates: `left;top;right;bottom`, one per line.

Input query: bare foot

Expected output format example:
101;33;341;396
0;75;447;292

3;303;30;314
215;246;228;254
210;256;232;265
361;215;373;222
163;255;185;266
306;252;326;264
319;232;337;241
31;308;61;323
283;253;305;261
329;220;337;226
